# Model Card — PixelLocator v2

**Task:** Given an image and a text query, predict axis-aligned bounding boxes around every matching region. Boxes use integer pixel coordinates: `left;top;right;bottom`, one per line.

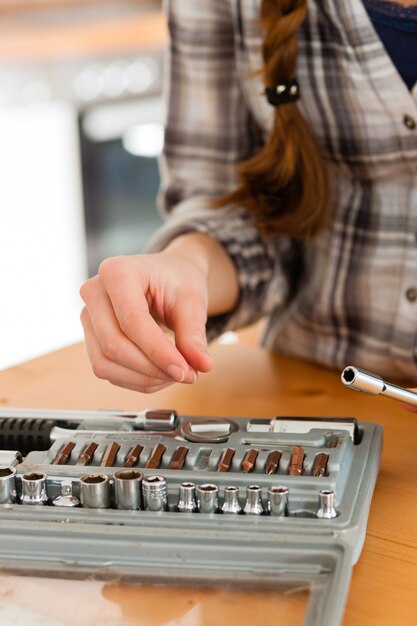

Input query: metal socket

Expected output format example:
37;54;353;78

114;470;142;510
221;486;242;514
316;489;338;519
52;481;80;507
267;486;289;516
196;483;219;514
243;484;264;515
0;466;17;504
142;475;168;512
80;473;110;509
20;472;48;505
177;482;197;512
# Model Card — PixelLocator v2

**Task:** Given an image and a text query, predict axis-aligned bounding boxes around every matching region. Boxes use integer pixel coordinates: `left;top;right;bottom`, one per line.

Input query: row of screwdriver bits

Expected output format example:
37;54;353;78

52;441;330;476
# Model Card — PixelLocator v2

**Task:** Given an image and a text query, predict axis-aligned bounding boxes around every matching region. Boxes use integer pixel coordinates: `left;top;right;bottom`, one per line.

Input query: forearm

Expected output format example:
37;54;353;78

161;232;239;317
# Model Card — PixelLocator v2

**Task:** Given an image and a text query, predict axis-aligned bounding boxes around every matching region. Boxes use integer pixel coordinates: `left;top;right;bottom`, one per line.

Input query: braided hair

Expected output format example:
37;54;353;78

217;0;331;240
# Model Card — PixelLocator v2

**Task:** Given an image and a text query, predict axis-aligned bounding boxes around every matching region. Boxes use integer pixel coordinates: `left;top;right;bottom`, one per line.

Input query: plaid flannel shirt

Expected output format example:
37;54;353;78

149;0;417;379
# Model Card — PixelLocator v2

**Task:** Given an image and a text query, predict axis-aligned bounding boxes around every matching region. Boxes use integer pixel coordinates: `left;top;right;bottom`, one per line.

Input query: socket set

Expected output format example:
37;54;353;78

0;407;383;626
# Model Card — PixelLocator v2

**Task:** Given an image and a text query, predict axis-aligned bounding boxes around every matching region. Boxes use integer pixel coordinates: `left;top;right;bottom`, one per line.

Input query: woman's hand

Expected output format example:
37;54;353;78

79;233;239;393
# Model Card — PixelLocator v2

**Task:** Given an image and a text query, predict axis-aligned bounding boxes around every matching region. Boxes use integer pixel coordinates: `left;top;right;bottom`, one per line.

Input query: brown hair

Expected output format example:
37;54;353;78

215;0;331;240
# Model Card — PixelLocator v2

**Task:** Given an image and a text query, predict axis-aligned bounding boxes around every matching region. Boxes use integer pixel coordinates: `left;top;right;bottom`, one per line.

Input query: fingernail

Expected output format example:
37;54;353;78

203;352;213;364
167;364;185;382
184;369;198;384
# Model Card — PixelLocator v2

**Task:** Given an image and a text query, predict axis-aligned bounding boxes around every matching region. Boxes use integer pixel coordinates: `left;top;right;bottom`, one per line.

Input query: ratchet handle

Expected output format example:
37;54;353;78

0;418;56;454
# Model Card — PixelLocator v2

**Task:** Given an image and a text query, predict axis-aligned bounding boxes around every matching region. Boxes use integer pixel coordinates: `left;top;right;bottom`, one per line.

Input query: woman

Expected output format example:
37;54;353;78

80;0;417;393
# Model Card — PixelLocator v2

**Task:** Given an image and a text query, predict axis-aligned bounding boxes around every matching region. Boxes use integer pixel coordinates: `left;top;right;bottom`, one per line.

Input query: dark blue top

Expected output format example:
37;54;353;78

363;0;417;90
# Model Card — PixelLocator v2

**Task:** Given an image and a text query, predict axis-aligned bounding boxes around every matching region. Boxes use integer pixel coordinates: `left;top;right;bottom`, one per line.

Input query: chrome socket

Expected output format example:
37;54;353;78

177;482;197;512
267;486;289;516
142;475;168;512
20;472;48;505
196;483;219;514
0;466;17;504
316;489;338;519
243;485;264;515
221;486;242;514
80;473;110;509
114;470;142;510
52;481;80;507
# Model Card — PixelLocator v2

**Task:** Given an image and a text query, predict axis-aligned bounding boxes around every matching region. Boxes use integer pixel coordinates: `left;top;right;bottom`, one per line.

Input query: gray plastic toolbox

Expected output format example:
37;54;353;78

0;408;383;626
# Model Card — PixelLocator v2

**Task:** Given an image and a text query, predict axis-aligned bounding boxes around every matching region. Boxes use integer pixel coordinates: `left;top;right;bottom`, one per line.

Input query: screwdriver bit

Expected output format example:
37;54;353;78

264;450;282;475
124;444;143;468
288;446;305;476
52;441;76;465
75;442;99;466
217;448;235;472
100;442;121;467
241;449;258;473
326;436;339;448
311;453;329;477
169;446;189;470
145;443;166;469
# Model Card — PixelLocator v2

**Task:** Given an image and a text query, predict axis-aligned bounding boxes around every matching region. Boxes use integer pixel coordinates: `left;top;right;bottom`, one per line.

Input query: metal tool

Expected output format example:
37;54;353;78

316;489;338;519
196;484;219;514
217;448;235;472
75;442;99;466
177;482;197;512
169;446;189;470
264;450;282;475
100;442;121;467
52;441;76;465
241;449;258;473
341;365;417;407
221;486;242;514
80;473;110;508
20;472;48;505
267;486;288;516
326;436;339;449
114;470;142;510
0;407;177;430
52;481;80;507
142;475;168;512
311;453;329;477
243;485;264;515
146;443;166;469
0;466;17;504
288;446;305;476
124;444;143;468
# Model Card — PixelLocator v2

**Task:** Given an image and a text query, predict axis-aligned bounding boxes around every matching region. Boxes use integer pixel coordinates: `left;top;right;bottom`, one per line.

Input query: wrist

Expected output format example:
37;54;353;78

161;232;239;316
161;232;212;278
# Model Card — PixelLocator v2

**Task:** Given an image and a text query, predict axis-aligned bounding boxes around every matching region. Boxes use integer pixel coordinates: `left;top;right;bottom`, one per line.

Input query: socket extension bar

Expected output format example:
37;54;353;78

341;365;417;406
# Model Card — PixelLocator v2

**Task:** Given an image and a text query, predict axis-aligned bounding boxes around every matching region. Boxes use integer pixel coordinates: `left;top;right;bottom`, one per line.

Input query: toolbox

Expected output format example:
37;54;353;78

0;407;382;626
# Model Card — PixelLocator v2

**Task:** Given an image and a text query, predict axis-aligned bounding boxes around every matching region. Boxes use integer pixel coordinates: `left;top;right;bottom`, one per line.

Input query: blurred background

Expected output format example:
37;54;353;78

0;0;166;369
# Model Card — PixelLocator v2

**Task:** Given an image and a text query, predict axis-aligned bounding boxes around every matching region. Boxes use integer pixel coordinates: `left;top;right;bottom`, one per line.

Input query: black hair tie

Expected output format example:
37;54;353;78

265;78;300;106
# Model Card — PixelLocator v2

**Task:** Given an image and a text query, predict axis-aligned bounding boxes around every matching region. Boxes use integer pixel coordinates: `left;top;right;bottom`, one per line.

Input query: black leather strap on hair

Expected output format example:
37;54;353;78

265;78;300;106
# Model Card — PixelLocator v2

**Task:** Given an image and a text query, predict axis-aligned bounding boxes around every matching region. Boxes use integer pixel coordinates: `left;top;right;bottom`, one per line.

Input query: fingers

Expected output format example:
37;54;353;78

169;289;213;373
81;308;176;394
80;277;173;382
98;258;197;382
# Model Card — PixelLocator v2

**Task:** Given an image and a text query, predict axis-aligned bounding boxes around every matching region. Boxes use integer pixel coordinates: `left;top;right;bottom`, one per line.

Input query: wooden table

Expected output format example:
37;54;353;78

0;338;416;626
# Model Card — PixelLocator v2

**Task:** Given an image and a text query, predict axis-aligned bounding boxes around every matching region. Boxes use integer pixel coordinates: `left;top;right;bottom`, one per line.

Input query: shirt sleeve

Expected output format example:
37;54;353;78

148;0;293;339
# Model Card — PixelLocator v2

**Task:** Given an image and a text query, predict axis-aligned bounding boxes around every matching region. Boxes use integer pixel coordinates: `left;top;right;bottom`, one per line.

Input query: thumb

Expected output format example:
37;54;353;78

170;289;213;373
